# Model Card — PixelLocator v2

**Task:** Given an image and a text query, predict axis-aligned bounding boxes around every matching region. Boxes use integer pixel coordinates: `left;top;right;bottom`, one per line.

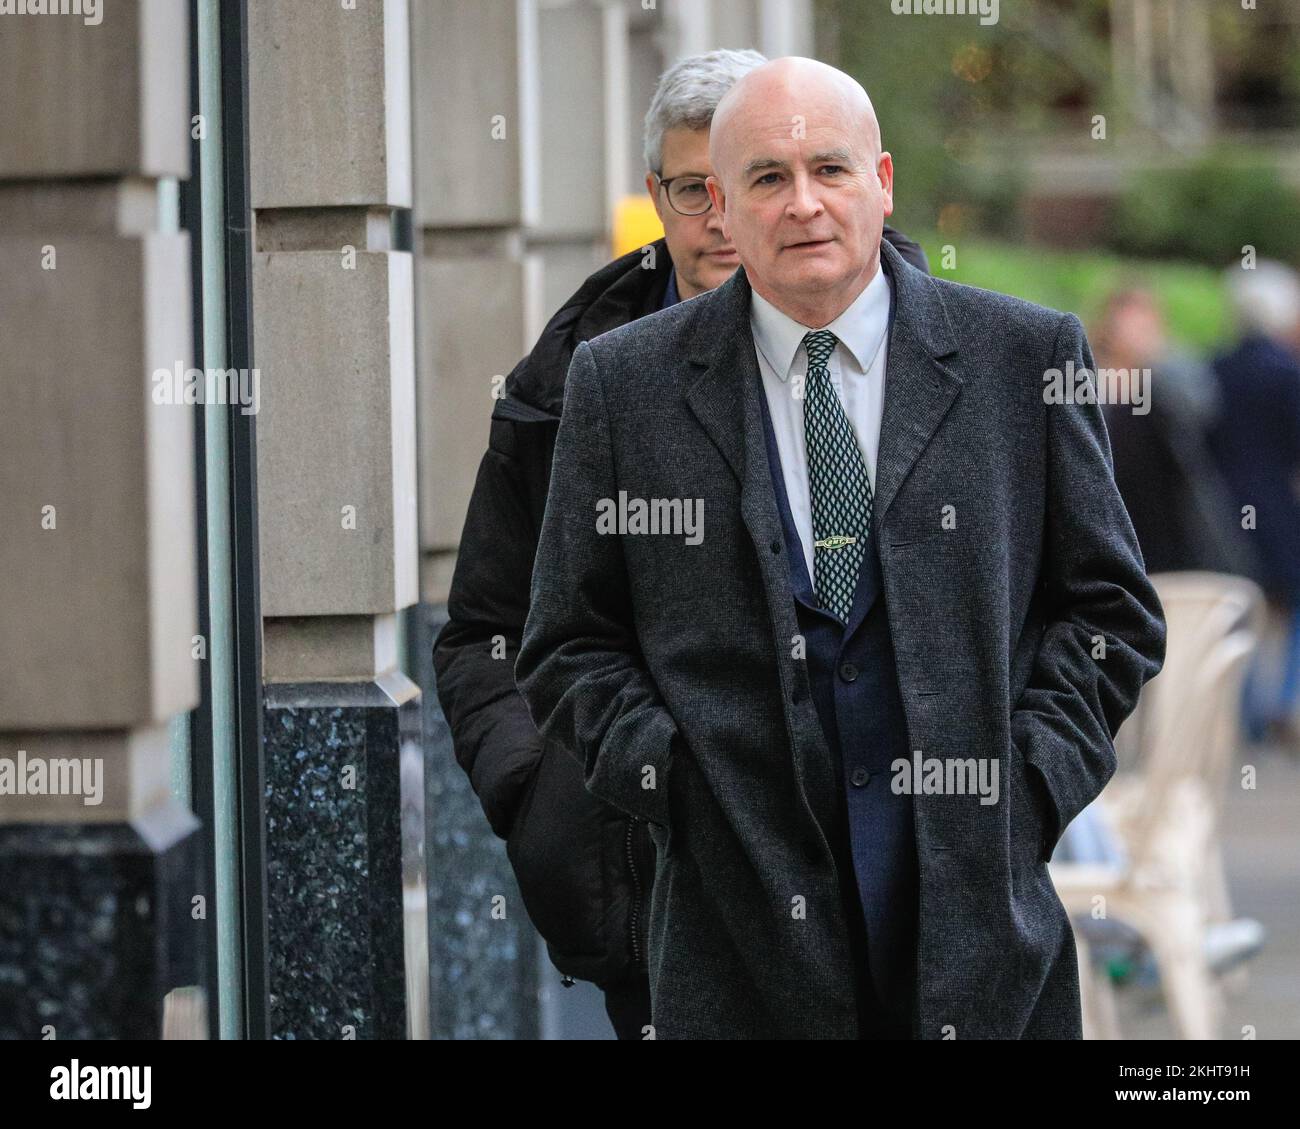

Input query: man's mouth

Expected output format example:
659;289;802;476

708;248;740;259
786;238;832;250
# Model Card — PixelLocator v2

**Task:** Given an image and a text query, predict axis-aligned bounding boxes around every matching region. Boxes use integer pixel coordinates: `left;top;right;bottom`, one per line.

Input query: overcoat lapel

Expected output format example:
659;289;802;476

682;268;836;827
872;239;964;524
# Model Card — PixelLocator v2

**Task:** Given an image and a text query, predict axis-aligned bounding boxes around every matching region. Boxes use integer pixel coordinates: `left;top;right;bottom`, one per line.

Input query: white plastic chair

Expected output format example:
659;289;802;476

1050;572;1263;1039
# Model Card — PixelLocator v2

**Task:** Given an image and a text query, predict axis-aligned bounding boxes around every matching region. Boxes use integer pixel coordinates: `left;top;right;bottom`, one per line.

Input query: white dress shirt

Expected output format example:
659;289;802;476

750;265;892;584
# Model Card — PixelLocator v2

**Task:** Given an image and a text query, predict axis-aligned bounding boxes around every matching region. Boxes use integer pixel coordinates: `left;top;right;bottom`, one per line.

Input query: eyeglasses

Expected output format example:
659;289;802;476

657;174;713;216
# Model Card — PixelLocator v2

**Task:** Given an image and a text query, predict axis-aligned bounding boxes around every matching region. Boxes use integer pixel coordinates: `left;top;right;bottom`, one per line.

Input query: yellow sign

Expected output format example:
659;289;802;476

612;195;665;259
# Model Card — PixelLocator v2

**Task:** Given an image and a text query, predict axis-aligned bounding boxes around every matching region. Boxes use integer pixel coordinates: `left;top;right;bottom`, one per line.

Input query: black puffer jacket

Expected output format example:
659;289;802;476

433;228;931;987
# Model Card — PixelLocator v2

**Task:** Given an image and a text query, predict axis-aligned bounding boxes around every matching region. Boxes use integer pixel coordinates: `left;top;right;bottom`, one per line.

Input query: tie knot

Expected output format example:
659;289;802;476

803;329;838;369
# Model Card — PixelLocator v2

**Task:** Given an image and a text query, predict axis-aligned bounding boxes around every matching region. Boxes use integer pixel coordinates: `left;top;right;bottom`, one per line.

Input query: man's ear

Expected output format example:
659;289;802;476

877;152;895;218
706;176;728;232
646;171;666;223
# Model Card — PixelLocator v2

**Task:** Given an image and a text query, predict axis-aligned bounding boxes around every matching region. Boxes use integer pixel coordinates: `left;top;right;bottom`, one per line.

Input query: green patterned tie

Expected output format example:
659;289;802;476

802;329;873;622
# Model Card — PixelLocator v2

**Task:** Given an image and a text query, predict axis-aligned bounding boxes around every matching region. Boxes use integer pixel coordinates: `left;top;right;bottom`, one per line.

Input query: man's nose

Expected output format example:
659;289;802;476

704;203;726;236
785;171;823;221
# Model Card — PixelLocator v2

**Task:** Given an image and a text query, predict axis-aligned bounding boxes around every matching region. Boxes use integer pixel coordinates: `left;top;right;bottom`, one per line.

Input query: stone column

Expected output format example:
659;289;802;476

1112;0;1215;144
247;0;425;1040
534;0;627;309
662;0;812;59
625;2;668;195
410;0;545;1041
757;0;813;57
0;0;202;1039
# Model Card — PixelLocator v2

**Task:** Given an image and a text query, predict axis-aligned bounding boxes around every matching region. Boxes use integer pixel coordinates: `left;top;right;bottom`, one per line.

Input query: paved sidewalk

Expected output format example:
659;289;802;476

1117;743;1300;1039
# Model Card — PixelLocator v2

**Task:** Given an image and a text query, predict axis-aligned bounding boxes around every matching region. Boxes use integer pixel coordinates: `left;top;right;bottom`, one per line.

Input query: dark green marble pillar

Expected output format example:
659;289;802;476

411;603;540;1040
0;803;202;1039
263;672;425;1039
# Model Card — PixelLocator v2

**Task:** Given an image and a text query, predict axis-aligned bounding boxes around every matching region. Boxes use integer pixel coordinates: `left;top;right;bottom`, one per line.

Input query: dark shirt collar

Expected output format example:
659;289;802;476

661;266;680;310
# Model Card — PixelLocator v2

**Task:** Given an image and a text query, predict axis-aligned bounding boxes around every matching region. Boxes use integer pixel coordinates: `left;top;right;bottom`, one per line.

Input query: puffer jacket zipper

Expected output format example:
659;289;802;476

625;816;647;971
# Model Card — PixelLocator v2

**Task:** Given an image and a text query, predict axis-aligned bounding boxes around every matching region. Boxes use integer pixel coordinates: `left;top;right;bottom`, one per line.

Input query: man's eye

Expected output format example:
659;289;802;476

679;183;706;195
820;165;844;176
755;172;780;186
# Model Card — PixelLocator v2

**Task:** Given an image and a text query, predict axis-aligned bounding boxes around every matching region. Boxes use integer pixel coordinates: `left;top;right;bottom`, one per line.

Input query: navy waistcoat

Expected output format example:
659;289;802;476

753;273;920;1029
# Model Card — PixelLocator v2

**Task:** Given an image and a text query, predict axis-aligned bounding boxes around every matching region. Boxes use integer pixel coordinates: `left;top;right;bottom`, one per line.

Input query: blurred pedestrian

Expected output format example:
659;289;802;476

1092;286;1253;578
1206;261;1300;745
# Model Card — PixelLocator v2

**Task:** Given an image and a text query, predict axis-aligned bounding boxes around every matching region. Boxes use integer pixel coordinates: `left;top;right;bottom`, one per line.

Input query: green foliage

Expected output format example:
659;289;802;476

916;233;1231;352
821;0;1115;232
1110;151;1300;267
823;0;1300;275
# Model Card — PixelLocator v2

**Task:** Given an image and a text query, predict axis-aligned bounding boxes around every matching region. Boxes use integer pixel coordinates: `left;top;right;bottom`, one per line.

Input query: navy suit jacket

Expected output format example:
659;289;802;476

1207;334;1300;600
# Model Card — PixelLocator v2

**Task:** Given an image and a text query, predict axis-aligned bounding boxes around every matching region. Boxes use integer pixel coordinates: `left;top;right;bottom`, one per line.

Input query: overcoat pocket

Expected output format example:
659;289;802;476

1008;742;1052;871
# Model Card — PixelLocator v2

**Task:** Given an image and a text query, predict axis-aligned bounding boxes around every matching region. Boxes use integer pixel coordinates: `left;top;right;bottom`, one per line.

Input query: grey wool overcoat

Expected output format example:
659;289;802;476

515;236;1167;1039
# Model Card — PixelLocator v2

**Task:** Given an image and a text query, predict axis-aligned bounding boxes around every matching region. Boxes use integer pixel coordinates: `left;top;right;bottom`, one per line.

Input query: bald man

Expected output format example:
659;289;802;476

517;57;1165;1039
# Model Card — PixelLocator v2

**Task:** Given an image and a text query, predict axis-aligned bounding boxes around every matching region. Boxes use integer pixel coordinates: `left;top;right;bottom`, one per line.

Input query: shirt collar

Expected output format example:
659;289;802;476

749;262;891;381
661;266;680;310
